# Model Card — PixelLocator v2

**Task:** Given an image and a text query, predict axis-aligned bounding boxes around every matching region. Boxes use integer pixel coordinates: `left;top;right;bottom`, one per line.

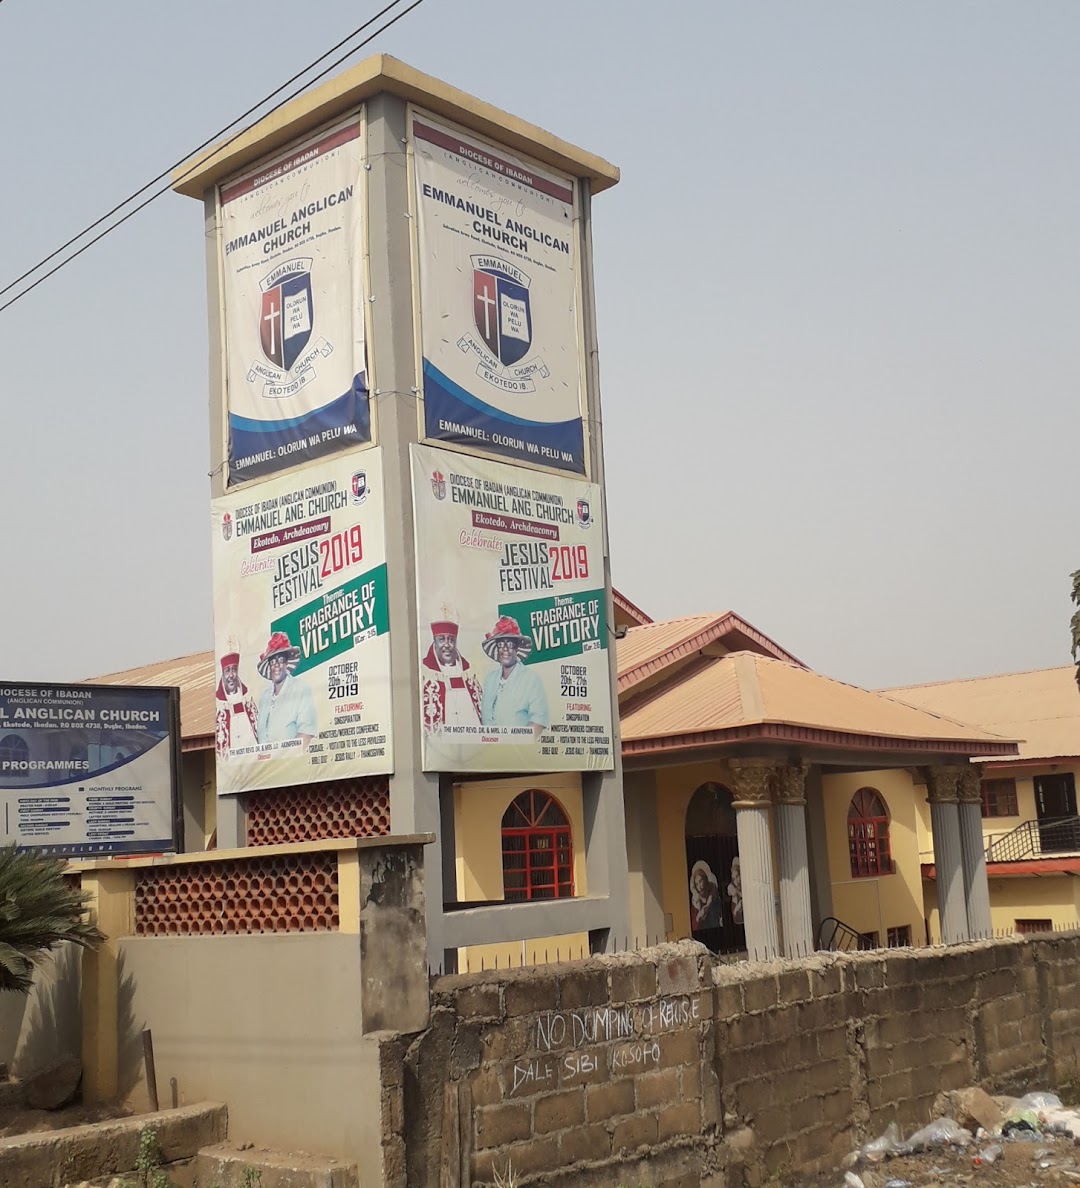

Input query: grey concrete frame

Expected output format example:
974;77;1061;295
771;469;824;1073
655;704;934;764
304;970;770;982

201;90;632;965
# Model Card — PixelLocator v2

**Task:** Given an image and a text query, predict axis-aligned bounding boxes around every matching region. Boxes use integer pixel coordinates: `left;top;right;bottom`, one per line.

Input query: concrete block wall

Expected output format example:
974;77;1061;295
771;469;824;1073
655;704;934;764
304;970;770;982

384;941;727;1188
379;933;1080;1187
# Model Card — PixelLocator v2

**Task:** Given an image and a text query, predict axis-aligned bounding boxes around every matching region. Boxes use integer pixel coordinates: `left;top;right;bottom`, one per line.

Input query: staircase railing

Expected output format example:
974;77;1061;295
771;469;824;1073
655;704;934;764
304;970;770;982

984;816;1080;864
818;916;875;952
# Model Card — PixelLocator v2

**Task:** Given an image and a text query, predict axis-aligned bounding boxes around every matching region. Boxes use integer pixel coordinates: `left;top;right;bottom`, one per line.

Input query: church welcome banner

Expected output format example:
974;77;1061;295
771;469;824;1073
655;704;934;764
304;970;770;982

411;111;587;475
0;683;179;857
219;115;371;484
412;443;614;773
211;451;392;794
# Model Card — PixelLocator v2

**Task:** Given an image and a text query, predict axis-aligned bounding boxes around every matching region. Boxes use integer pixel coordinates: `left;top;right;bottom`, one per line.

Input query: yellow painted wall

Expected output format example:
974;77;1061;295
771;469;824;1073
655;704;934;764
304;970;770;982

453;773;588;969
989;876;1080;933
457;933;593;973
821;769;925;946
926;876;1080;941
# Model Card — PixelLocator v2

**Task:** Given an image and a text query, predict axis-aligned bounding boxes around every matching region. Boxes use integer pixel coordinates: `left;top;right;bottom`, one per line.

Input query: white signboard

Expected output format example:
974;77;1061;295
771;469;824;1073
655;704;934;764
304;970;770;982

211;451;392;794
220;115;371;483
411;111;587;475
412;443;614;773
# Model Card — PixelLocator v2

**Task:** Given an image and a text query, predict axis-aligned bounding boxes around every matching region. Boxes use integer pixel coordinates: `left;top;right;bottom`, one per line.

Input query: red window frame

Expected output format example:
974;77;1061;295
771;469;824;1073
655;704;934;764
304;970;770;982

981;778;1019;818
1015;918;1052;935
501;789;574;902
847;788;892;878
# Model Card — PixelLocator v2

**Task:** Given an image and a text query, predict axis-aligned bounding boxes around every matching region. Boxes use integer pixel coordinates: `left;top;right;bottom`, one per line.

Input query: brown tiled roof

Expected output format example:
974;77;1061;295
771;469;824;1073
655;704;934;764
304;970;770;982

616;612;806;692
621;652;1019;759
885;665;1080;765
612;589;653;627
87;651;216;744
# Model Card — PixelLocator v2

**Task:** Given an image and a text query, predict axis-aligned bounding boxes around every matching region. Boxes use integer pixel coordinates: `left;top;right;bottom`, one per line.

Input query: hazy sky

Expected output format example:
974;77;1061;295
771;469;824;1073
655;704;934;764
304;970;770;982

1;1;1076;691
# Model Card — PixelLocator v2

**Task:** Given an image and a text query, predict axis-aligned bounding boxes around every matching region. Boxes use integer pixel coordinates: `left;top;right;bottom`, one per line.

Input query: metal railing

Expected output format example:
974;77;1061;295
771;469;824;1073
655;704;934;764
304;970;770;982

818;916;875;952
984;816;1080;864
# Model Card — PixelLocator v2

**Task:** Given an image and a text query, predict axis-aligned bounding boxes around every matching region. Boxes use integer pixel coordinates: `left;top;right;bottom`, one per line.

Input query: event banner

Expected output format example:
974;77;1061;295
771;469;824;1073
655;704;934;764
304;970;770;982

411;111;587;475
211;450;392;794
219;115;370;484
0;683;179;857
411;443;614;773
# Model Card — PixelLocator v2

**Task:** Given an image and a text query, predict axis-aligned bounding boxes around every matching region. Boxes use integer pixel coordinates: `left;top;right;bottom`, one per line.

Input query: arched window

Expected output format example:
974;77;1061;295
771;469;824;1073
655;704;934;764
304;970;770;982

685;783;737;838
0;734;29;776
502;789;574;902
848;788;892;878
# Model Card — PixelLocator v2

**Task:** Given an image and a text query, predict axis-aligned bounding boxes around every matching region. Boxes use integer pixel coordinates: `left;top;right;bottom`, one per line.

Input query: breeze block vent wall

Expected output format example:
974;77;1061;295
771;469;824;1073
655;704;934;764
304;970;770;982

133;850;339;936
245;776;391;846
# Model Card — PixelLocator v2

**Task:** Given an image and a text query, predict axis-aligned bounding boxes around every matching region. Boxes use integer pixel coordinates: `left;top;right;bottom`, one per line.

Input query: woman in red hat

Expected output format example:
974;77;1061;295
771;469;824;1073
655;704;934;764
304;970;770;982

479;616;548;736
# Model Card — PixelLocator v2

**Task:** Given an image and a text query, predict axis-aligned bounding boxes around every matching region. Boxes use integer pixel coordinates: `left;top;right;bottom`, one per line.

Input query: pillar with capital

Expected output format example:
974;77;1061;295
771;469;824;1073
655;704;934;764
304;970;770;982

728;759;780;960
957;766;992;939
775;763;815;958
925;766;970;944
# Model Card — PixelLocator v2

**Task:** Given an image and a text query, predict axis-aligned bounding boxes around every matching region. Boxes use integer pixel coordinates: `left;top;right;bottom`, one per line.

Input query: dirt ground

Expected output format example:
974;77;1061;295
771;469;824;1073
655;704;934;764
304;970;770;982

0;1101;133;1140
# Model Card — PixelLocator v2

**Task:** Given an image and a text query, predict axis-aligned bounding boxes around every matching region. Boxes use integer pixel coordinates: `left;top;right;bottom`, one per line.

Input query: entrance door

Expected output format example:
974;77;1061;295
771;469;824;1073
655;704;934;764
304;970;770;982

684;782;745;954
1034;773;1078;853
685;833;744;953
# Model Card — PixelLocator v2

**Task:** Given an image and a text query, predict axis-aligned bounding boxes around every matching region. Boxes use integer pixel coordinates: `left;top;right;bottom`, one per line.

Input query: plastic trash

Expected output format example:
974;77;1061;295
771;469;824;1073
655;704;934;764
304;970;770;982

901;1117;973;1153
1005;1128;1042;1142
1041;1109;1080;1141
974;1144;1003;1166
884;1180;912;1188
1003;1109;1043;1135
1019;1093;1064;1112
859;1122;904;1163
845;1173;865;1188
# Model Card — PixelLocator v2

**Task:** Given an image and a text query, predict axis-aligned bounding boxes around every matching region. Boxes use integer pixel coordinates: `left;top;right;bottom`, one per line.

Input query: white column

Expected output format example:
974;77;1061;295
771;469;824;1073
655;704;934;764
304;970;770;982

729;760;780;960
776;765;814;958
958;767;993;939
926;767;969;944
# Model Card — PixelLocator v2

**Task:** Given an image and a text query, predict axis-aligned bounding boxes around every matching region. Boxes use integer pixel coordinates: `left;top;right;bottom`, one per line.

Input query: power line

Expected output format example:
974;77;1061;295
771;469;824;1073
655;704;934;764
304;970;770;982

0;0;427;316
0;0;415;304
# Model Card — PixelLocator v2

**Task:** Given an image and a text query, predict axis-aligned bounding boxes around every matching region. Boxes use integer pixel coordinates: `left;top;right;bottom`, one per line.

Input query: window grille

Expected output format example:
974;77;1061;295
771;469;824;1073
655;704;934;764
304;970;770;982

847;787;892;878
501;789;574;902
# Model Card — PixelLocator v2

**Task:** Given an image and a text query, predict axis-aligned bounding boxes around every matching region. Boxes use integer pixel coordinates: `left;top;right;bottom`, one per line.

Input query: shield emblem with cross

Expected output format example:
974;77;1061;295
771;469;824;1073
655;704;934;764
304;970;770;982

473;263;532;368
260;270;313;372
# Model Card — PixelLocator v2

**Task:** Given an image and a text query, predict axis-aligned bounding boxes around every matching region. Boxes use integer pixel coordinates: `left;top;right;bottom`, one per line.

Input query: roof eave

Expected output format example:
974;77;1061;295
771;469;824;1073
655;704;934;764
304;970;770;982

618;614;804;695
621;722;1021;761
171;54;619;200
979;754;1080;769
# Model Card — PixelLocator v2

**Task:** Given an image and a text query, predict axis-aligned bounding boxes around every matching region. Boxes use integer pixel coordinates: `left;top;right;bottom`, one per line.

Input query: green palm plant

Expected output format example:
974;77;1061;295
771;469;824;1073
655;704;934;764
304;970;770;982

0;846;103;993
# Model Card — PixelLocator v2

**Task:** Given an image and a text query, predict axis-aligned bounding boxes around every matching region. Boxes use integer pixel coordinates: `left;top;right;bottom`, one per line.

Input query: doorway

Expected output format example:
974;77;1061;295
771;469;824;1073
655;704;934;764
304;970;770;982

685;782;745;954
1034;773;1077;853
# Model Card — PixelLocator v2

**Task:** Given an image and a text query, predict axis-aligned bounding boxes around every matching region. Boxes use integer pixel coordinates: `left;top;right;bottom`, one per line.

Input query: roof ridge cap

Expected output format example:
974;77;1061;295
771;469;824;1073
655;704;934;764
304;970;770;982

882;663;1074;692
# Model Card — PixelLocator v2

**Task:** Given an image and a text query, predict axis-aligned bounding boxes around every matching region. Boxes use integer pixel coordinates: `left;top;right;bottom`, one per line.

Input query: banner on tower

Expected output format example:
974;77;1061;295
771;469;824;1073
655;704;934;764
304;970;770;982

211;450;392;794
412;443;613;773
219;114;371;484
410;111;587;475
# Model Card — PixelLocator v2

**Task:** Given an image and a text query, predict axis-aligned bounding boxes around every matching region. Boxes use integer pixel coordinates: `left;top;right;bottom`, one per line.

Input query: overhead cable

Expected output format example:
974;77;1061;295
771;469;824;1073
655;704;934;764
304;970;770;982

0;0;427;315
